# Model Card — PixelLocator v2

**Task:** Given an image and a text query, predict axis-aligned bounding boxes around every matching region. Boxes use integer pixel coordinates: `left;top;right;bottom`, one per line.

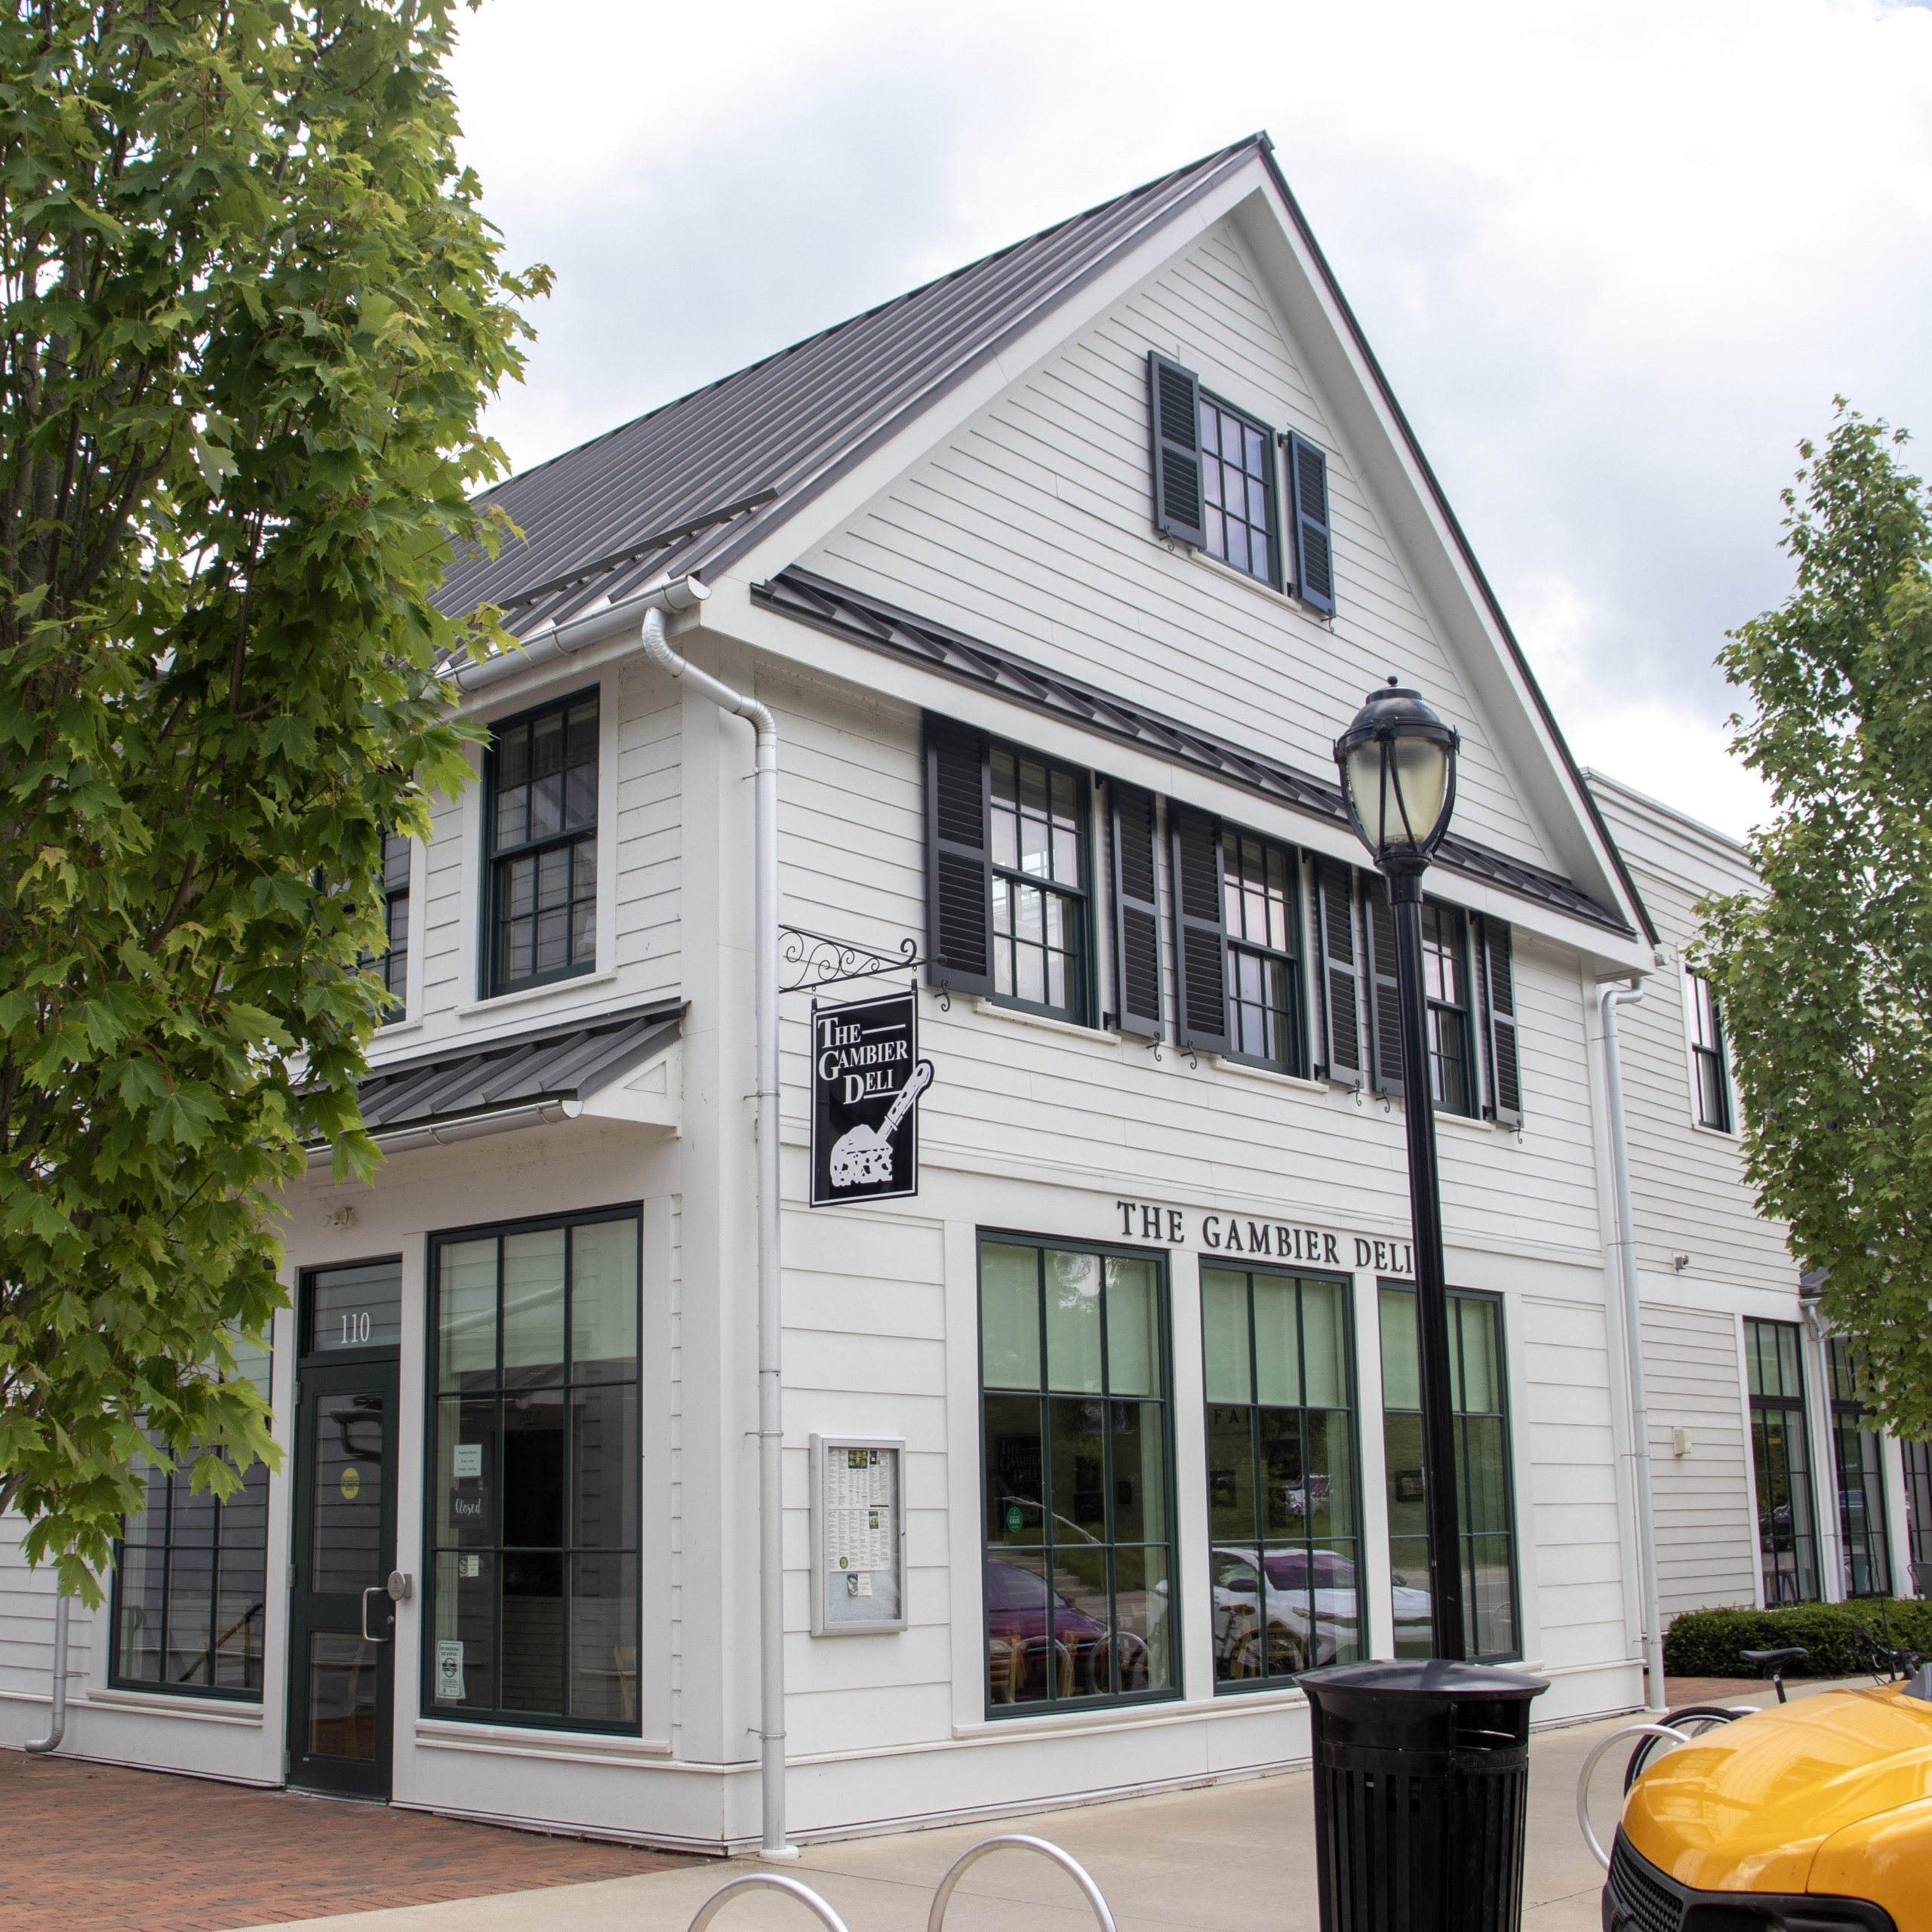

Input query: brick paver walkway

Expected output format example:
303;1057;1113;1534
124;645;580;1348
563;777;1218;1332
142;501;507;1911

0;1747;694;1930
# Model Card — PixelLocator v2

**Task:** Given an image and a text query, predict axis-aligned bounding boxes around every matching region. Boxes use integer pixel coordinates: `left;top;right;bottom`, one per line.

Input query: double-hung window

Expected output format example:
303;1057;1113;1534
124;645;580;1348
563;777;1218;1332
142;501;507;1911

1905;1441;1932;1587
1198;396;1278;584
487;693;599;996
926;718;1091;1024
1826;1337;1890;1598
1420;903;1475;1114
111;1337;272;1700
1688;971;1731;1131
373;832;411;1019
978;1235;1176;1712
1222;831;1306;1074
1202;1266;1358;1686
429;1207;641;1730
1380;1285;1518;1660
1744;1318;1820;1604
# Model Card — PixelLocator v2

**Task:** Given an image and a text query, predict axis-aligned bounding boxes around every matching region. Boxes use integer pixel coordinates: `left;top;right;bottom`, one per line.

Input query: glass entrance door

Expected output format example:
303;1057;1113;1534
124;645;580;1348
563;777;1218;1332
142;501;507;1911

288;1262;402;1800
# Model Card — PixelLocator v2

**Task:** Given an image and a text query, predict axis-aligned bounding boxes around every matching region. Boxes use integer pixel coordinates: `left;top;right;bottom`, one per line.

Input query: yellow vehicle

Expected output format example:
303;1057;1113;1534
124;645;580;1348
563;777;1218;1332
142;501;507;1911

1604;1661;1932;1932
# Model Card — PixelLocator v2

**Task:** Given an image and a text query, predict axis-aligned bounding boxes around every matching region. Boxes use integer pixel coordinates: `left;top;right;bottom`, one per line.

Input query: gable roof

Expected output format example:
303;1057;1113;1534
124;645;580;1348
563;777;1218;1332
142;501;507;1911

436;139;1263;637
438;134;1654;949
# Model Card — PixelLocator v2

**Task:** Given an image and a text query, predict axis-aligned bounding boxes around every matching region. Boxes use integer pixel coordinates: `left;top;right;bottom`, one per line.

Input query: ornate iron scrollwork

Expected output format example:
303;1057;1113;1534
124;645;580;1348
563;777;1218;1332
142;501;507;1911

780;925;927;995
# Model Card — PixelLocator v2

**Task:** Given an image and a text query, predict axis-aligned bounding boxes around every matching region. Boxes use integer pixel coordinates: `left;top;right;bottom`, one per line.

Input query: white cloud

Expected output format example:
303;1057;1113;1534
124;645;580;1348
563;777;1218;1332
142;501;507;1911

448;0;1932;840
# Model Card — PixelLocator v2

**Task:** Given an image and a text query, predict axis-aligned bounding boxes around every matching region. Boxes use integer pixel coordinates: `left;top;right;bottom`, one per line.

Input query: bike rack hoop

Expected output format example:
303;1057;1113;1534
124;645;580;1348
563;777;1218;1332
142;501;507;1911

1575;1724;1690;1872
927;1835;1117;1932
688;1873;855;1932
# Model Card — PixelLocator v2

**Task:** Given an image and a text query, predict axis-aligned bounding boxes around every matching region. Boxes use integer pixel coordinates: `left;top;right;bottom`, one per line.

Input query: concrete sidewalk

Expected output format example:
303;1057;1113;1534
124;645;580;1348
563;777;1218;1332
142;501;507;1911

245;1690;1817;1932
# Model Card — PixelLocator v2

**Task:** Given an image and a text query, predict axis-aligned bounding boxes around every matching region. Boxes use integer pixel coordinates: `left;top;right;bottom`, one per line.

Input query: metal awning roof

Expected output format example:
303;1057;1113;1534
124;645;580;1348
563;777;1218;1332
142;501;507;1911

318;1002;682;1149
756;570;1632;937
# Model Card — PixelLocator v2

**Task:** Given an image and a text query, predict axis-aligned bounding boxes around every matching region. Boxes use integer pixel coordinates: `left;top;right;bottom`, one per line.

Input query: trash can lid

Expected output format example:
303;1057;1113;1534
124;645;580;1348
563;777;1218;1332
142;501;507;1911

1297;1659;1550;1700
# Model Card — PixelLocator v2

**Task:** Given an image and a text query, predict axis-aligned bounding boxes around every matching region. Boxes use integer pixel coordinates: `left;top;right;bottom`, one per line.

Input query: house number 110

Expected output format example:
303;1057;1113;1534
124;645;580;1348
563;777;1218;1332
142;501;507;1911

340;1312;372;1346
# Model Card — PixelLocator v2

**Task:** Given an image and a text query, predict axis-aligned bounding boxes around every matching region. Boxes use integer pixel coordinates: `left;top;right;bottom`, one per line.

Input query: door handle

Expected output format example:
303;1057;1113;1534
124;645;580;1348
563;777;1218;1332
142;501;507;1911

361;1586;393;1644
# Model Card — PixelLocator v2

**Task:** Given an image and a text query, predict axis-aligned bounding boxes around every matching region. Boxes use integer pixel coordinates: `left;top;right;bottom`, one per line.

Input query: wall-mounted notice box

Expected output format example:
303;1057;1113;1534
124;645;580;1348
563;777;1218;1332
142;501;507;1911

809;1435;906;1636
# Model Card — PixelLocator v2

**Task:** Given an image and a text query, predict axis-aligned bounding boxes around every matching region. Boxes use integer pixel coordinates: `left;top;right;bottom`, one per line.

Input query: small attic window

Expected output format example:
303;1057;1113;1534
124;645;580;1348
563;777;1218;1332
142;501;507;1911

1198;396;1278;585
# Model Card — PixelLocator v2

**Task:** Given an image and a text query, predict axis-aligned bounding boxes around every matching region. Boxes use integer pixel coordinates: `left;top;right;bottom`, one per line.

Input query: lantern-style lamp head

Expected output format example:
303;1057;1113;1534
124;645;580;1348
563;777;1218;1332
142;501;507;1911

1334;678;1460;890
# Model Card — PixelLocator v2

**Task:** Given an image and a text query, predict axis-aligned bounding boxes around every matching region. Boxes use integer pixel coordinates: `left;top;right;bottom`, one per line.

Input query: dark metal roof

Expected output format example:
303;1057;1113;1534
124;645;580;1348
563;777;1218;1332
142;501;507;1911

435;139;1265;638
342;1002;681;1137
756;569;1632;938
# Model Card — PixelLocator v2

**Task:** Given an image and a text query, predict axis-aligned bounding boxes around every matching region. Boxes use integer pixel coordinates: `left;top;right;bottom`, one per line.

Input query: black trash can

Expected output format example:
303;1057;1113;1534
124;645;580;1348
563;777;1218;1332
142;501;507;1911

1299;1659;1549;1932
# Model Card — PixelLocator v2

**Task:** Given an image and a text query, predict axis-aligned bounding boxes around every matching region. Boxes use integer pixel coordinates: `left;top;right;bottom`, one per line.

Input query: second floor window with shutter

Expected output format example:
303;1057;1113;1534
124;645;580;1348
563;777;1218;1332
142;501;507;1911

374;832;410;1020
1198;397;1277;585
1688;971;1731;1131
1420;903;1474;1115
1222;830;1306;1075
488;692;598;996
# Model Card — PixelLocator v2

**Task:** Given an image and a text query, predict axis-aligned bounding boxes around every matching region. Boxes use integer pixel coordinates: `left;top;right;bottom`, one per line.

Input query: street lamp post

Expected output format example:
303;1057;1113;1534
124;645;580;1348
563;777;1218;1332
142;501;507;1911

1334;678;1466;1663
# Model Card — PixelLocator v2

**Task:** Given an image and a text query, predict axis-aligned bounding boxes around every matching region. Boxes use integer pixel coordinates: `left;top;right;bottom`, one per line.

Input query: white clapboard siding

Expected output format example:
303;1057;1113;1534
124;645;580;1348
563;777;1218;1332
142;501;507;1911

614;663;685;992
1521;1295;1626;1671
0;1515;88;1704
1641;1302;1758;1614
1588;777;1795;1292
805;220;1555;876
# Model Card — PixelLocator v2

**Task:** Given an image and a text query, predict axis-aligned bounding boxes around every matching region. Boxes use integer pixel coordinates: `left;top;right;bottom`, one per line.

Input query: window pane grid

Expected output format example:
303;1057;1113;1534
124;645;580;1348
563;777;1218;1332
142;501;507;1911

1198;398;1274;583
490;697;598;995
1420;903;1472;1115
1202;1267;1358;1688
1826;1337;1891;1598
1688;971;1732;1130
429;1214;641;1730
1744;1318;1820;1604
989;745;1086;1020
980;1241;1174;1712
1380;1285;1519;1661
1221;831;1305;1075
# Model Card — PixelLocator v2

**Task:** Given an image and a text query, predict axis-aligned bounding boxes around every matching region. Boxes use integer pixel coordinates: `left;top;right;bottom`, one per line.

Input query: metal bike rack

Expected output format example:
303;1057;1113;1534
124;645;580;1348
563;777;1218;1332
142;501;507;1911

687;1873;854;1932
928;1835;1118;1932
1575;1724;1690;1871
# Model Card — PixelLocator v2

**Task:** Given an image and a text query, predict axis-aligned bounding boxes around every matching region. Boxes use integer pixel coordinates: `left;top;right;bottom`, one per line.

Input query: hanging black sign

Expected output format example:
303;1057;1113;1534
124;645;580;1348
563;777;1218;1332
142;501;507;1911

811;990;933;1207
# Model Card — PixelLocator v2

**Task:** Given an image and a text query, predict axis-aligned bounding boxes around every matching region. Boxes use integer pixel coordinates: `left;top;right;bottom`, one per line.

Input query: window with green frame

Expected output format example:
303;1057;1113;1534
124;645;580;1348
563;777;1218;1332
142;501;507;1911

1745;1318;1820;1605
1201;1266;1357;1687
427;1207;640;1730
1220;829;1306;1075
485;691;598;996
978;1236;1176;1713
1826;1337;1892;1598
111;1334;272;1699
1380;1284;1518;1660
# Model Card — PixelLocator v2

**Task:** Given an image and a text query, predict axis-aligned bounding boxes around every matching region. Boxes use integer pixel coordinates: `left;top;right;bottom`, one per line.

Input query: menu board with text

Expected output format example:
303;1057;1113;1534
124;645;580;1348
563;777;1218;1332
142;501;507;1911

811;1436;906;1635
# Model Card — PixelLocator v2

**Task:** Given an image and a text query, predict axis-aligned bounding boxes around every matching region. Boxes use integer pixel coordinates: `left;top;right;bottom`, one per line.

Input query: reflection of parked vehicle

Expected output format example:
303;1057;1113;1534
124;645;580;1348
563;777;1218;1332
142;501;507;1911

986;1559;1146;1700
1211;1549;1426;1676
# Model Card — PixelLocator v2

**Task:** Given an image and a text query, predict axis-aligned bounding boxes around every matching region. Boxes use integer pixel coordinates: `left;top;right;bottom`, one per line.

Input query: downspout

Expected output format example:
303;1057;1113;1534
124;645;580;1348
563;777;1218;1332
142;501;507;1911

638;589;794;1860
25;1592;69;1753
1599;982;1666;1713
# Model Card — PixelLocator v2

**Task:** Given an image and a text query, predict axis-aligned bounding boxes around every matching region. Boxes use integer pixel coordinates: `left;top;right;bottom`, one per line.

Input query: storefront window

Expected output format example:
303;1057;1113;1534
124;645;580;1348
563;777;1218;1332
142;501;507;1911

111;1334;272;1699
1745;1318;1820;1605
426;1208;641;1730
1381;1285;1518;1660
979;1237;1176;1713
1826;1337;1890;1598
1201;1266;1357;1687
1905;1441;1932;1595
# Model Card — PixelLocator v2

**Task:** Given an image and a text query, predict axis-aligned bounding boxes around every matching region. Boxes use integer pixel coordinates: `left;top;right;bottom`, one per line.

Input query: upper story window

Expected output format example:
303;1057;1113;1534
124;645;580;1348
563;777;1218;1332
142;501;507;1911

1420;903;1473;1114
487;693;598;997
926;718;1091;1025
1688;970;1731;1131
1198;398;1275;583
374;832;410;1020
1221;830;1306;1074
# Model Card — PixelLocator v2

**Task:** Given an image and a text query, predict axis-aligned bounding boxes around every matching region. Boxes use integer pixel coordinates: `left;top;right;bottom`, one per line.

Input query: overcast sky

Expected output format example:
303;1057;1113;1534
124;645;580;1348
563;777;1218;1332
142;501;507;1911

447;0;1932;841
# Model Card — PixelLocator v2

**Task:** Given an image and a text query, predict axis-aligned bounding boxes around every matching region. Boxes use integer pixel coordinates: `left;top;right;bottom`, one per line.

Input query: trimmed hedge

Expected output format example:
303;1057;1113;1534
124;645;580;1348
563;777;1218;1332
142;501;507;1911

1663;1601;1932;1678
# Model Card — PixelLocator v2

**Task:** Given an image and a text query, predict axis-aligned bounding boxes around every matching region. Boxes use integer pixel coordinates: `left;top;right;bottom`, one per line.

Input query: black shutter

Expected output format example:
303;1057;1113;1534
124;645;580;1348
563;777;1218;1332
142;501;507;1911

924;714;992;998
1363;877;1405;1098
1109;781;1162;1040
1478;915;1522;1126
1288;431;1335;616
1169;804;1229;1055
1149;352;1207;546
1314;857;1362;1087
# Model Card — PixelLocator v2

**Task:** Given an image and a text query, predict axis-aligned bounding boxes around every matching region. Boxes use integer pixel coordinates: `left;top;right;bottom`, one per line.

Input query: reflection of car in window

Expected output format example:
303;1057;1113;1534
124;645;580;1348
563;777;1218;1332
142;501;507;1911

986;1558;1153;1702
1209;1547;1428;1678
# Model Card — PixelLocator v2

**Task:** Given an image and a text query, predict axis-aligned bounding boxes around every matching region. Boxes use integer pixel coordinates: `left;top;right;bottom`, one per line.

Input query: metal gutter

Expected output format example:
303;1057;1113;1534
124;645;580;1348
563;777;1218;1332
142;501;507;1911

303;1097;584;1166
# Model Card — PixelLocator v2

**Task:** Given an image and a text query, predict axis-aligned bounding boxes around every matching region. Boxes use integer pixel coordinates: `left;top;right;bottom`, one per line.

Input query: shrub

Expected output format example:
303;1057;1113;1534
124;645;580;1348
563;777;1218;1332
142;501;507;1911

1663;1601;1932;1678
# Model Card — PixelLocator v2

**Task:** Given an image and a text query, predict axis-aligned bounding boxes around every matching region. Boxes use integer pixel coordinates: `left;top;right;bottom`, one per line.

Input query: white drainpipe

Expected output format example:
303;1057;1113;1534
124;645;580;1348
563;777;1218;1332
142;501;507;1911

25;1592;69;1753
637;592;792;1860
1600;981;1666;1713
